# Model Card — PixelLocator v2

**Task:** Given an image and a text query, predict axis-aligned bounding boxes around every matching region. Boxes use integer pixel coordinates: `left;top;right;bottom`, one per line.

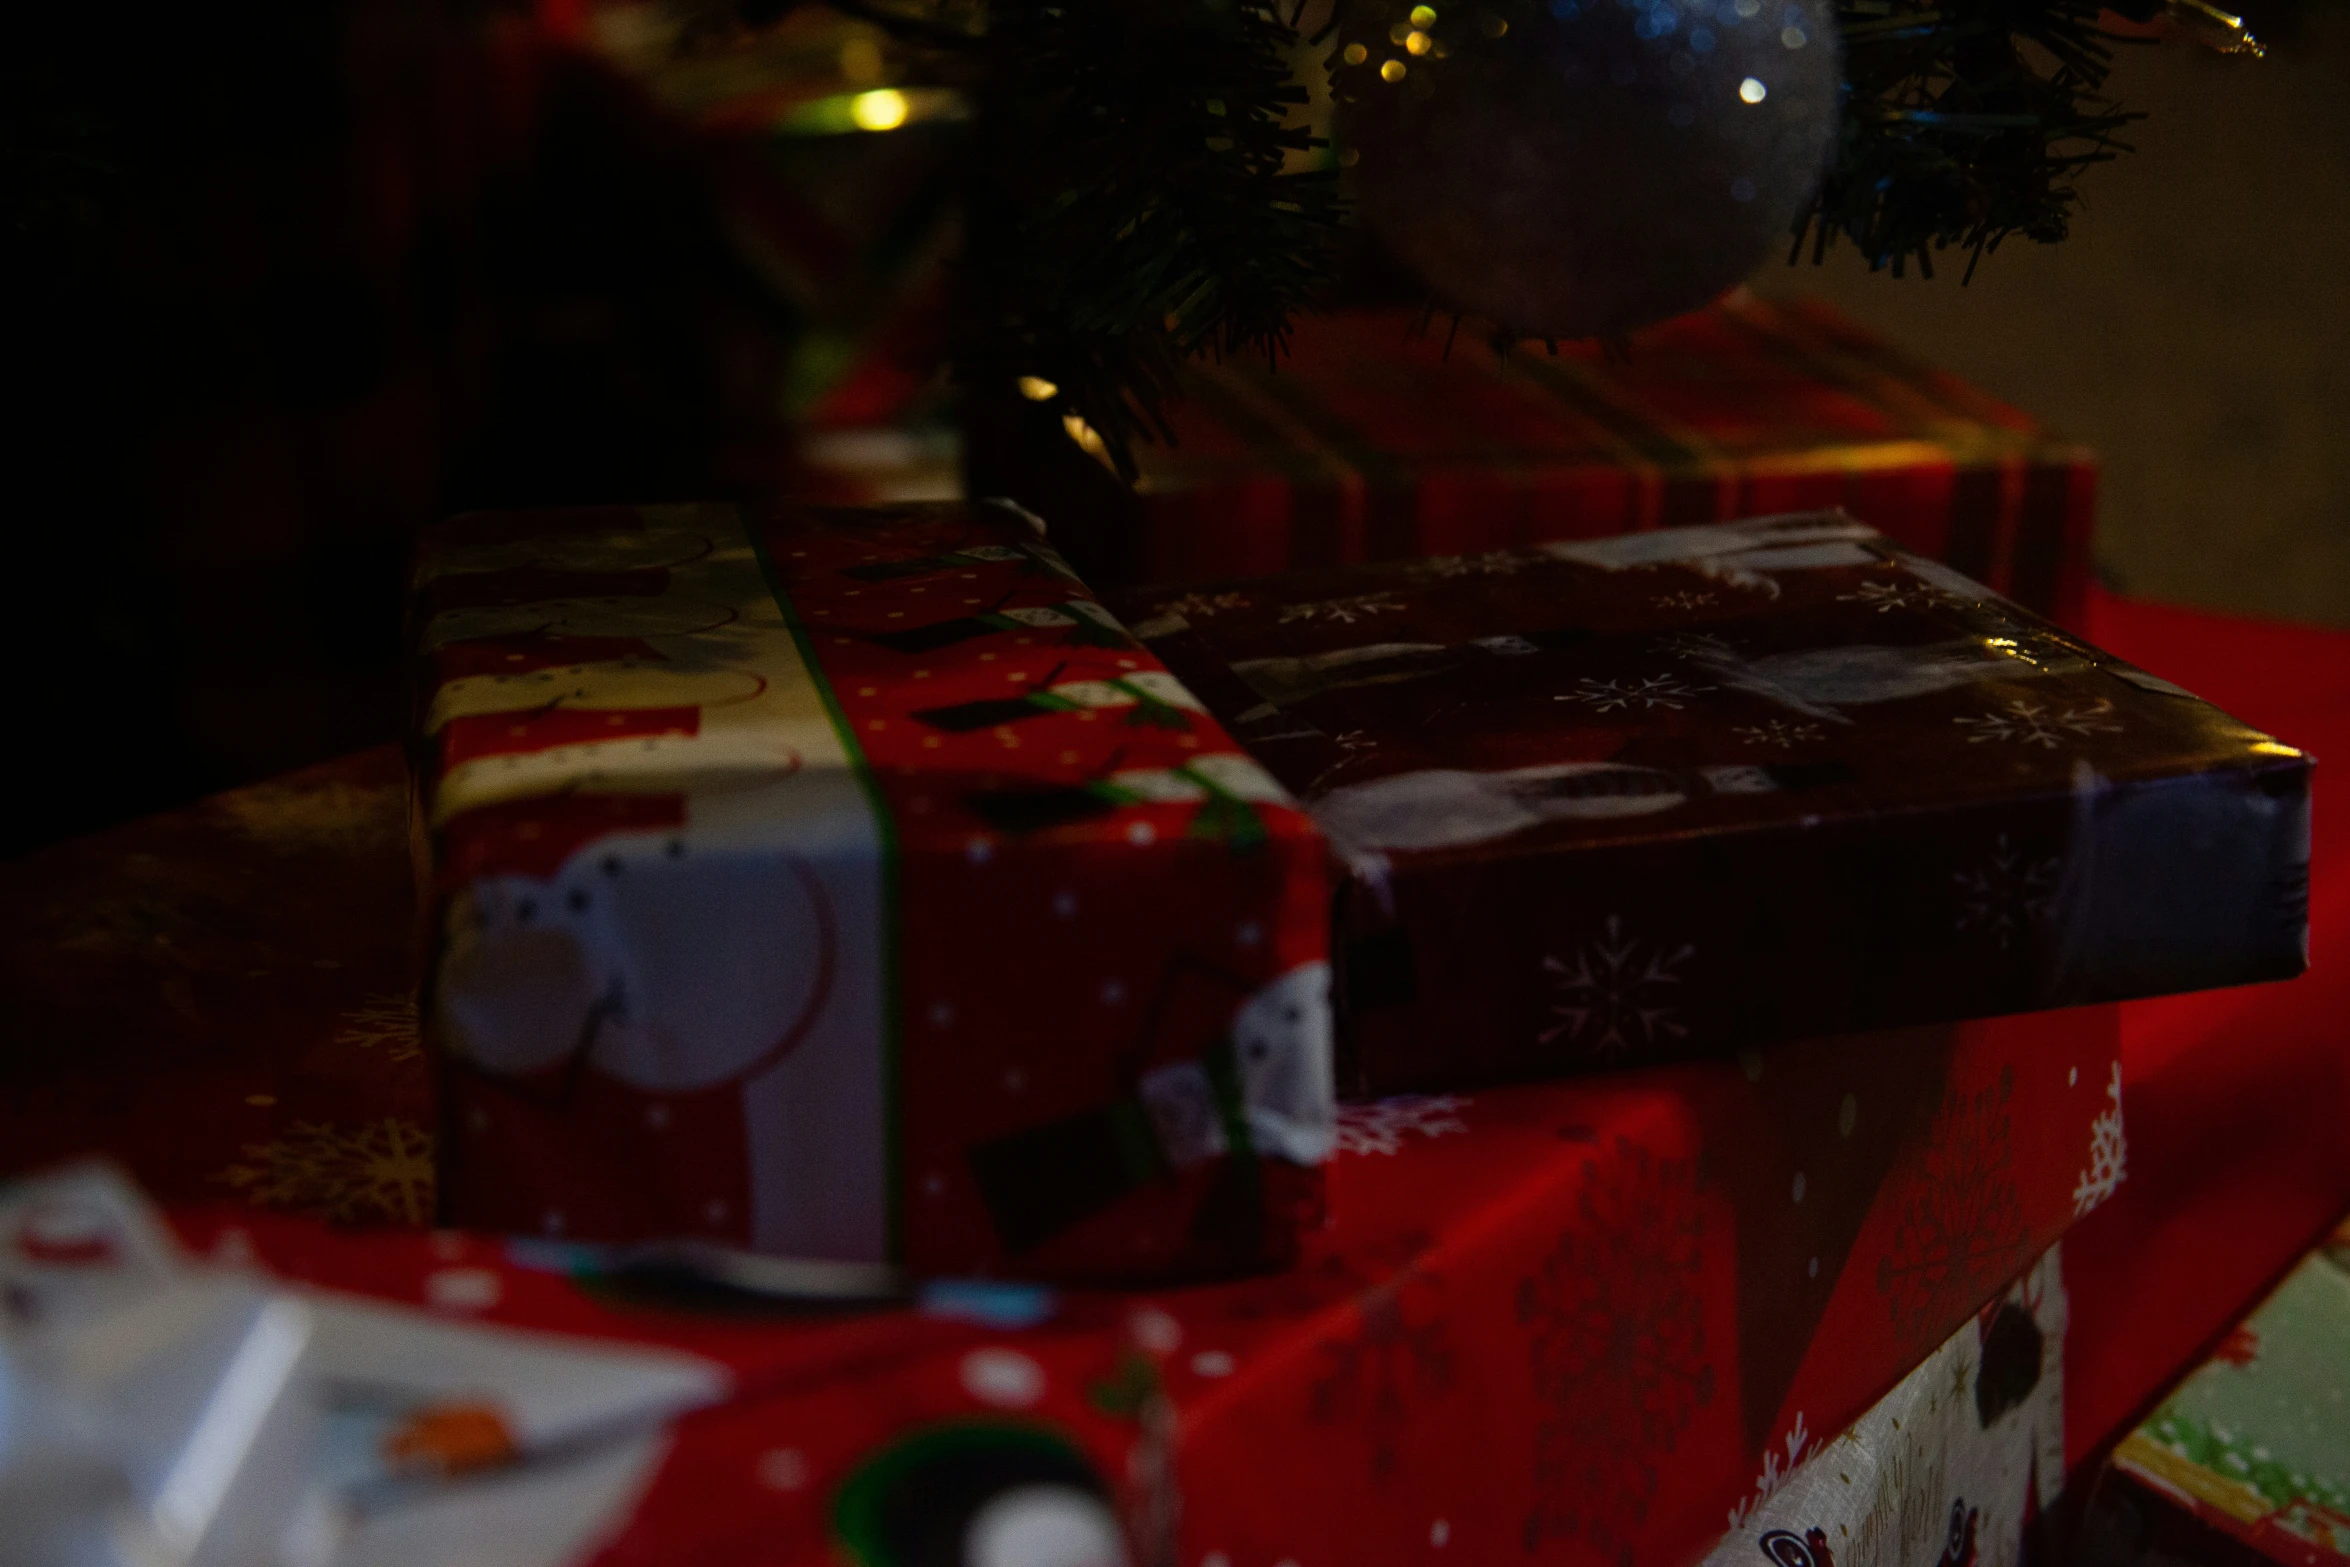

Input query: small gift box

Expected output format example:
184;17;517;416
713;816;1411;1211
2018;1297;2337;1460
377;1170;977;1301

971;295;2100;625
1123;511;2310;1094
413;500;1332;1282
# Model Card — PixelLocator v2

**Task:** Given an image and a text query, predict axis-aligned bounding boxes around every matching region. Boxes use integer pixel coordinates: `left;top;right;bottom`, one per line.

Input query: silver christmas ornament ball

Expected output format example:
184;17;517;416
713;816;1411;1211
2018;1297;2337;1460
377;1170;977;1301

1341;0;1842;339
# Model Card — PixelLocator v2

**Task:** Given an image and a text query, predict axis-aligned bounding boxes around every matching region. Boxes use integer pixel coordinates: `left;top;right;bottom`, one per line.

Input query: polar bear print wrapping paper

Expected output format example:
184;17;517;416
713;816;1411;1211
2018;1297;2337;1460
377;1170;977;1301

414;502;1331;1282
1125;511;2312;1095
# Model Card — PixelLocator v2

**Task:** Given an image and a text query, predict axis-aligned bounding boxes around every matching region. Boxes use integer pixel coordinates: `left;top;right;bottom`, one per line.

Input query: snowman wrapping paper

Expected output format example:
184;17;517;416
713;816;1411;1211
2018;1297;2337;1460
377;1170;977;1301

413;501;1332;1282
1125;510;2312;1095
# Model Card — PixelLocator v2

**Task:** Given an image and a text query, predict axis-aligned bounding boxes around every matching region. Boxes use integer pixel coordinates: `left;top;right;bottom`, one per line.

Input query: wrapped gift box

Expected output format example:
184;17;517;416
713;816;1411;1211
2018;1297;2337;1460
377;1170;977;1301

968;295;2099;625
173;1001;2123;1567
2094;1212;2350;1567
413;501;1331;1282
1124;512;2311;1094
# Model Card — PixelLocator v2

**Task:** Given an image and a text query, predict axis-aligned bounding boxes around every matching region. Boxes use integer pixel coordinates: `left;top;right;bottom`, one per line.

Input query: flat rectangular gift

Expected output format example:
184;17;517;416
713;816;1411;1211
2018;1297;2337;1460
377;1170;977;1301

179;1002;2125;1567
1124;510;2311;1094
412;500;1332;1282
969;294;2100;624
2100;1211;2350;1567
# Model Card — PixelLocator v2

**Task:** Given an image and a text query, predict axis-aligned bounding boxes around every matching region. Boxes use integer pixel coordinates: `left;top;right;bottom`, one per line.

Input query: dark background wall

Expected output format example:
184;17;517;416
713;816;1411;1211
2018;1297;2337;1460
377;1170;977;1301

1754;5;2350;630
4;2;2342;857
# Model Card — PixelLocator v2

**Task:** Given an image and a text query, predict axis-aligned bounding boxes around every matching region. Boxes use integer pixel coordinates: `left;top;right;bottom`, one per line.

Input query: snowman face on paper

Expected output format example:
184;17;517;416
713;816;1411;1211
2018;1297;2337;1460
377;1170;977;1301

1312;763;1693;854
1231;961;1336;1164
437;833;834;1093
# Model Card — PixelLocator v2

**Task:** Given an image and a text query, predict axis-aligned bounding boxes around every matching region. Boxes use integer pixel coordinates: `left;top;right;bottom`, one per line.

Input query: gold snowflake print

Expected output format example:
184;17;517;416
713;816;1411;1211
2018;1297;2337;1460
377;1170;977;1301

1159;590;1252;619
333;991;422;1063
217;1118;435;1225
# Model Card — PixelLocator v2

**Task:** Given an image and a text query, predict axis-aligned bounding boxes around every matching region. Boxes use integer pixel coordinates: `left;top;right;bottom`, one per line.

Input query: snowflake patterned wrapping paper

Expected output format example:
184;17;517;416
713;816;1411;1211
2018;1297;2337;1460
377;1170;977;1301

2099;1212;2350;1567
160;1002;2123;1567
1123;511;2312;1095
1701;1246;2070;1567
411;500;1332;1282
968;296;2099;626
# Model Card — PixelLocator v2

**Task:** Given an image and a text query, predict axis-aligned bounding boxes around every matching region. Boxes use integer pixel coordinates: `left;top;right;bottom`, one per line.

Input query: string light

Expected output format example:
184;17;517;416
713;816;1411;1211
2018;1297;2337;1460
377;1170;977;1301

1344;41;1369;63
1739;76;1768;102
1405;29;1432;53
1409;5;1439;23
850;89;909;131
1380;58;1408;81
1017;376;1059;401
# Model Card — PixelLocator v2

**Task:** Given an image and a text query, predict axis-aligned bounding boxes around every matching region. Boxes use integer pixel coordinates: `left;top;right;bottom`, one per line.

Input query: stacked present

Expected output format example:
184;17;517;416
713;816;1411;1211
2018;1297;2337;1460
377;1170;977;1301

378;478;2308;1563
0;315;2328;1566
969;296;2101;627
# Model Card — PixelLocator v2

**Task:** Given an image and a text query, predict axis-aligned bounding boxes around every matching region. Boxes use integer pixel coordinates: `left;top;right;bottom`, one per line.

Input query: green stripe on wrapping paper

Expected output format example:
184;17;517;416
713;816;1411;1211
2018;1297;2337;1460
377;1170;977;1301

747;515;906;1263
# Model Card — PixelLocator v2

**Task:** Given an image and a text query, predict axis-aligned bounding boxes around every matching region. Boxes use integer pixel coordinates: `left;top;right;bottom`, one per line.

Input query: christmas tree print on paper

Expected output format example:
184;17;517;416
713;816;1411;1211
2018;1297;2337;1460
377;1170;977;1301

1541;916;1694;1061
1877;1068;2028;1353
1520;1138;1714;1564
216;1117;434;1225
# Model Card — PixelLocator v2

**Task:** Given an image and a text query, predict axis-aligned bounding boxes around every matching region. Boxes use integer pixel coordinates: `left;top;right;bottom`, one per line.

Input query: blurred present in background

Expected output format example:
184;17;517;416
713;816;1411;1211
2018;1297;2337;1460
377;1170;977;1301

2;0;961;857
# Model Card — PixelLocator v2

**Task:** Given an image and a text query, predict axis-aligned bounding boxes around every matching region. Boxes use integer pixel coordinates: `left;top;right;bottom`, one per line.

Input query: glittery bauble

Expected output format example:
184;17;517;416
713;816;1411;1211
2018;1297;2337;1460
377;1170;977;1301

1342;0;1841;338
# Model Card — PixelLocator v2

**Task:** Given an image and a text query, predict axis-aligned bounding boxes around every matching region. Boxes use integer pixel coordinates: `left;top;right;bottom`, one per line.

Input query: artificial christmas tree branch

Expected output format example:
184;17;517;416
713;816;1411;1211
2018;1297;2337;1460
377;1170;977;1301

707;0;2236;472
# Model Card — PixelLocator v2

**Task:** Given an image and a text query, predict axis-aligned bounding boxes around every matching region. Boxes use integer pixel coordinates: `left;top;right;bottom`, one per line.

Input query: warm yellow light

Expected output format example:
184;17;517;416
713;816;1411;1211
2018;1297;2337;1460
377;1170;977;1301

1739;75;1767;102
849;89;909;132
2251;740;2305;757
1343;41;1369;63
1409;4;1439;24
1017;375;1059;402
1405;29;1432;53
1389;20;1413;42
1063;413;1108;456
1380;58;1408;81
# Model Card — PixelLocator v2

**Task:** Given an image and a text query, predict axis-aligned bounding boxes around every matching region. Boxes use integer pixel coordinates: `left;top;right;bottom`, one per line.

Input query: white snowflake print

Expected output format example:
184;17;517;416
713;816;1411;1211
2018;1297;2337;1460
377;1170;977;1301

1654;631;1738;663
1410;551;1526;579
1652;590;1717;611
1277;592;1405;626
1725;1412;1812;1530
1953;834;2062;948
1160;590;1251;619
1732;719;1823;749
1540;915;1694;1058
1556;673;1716;713
1953;697;2122;749
1836;579;1954;614
2072;1060;2127;1216
1334;1095;1473;1157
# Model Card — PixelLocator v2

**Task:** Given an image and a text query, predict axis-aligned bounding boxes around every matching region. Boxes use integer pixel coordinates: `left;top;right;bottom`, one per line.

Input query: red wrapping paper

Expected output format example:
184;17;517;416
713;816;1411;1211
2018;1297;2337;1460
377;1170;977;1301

167;1001;2122;1567
971;297;2099;626
2062;593;2350;1472
414;501;1331;1282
